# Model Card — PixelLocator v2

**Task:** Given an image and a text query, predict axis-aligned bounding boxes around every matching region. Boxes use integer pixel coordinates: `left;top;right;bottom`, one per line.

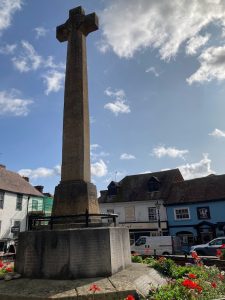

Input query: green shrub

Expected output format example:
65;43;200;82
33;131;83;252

131;255;143;263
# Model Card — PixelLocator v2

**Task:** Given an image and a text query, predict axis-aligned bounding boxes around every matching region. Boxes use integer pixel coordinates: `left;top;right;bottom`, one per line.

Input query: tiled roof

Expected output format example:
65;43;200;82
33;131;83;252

99;169;183;203
0;166;43;197
166;174;225;205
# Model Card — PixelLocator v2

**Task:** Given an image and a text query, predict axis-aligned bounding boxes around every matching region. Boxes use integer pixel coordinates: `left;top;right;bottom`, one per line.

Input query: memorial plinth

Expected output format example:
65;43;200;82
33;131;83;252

16;227;131;279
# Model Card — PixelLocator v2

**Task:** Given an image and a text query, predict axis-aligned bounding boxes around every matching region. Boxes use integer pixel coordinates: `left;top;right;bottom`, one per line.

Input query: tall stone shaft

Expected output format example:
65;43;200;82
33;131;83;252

61;14;90;182
52;7;100;216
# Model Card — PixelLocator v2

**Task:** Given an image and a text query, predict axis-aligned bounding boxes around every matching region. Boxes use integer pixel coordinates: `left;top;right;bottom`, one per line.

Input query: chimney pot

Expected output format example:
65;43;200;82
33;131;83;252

23;176;29;182
35;185;44;193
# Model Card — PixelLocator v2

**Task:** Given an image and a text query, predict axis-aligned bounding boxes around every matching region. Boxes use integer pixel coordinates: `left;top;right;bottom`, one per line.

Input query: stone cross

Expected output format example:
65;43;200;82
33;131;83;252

57;6;98;183
52;7;100;216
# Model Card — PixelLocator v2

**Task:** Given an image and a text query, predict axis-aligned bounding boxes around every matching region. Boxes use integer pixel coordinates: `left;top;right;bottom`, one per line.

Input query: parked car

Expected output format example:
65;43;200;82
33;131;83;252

190;237;225;256
130;236;176;255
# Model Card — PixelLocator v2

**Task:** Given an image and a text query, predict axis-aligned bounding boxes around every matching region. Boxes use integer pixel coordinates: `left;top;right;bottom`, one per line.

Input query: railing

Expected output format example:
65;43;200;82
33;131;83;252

28;209;118;230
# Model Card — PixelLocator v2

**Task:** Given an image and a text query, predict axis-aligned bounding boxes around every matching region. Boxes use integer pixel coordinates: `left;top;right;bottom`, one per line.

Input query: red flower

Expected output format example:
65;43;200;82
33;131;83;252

6;267;13;272
126;295;135;300
182;279;197;289
211;282;217;288
217;249;222;257
182;279;202;292
89;284;101;293
220;244;225;249
0;260;4;268
196;285;203;293
218;274;225;280
191;251;200;260
188;273;197;279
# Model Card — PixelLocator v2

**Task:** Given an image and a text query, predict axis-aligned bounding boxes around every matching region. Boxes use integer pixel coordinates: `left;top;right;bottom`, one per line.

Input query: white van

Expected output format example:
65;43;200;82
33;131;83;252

130;236;173;255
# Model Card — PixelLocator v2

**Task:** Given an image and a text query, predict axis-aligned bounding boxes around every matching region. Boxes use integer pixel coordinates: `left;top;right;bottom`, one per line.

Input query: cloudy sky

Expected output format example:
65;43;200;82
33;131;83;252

1;0;225;194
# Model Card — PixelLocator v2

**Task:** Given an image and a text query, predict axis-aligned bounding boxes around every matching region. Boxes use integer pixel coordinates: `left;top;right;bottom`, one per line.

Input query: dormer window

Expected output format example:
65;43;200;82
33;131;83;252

107;181;118;196
148;176;160;192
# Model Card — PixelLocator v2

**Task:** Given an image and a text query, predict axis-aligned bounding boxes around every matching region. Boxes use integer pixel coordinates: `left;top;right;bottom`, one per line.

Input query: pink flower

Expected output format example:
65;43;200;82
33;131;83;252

89;284;101;293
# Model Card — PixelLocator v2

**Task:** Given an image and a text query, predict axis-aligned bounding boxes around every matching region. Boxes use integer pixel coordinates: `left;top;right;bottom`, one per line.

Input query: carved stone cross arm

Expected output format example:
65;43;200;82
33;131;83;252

56;6;99;42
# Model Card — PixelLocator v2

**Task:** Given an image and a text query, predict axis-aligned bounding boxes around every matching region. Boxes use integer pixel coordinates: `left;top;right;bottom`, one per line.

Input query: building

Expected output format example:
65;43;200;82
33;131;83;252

99;169;184;241
0;164;43;240
166;174;225;250
28;185;53;217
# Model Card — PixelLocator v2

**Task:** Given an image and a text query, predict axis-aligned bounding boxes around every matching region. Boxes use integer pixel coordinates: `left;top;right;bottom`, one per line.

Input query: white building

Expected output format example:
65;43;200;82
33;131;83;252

99;169;184;241
0;165;43;240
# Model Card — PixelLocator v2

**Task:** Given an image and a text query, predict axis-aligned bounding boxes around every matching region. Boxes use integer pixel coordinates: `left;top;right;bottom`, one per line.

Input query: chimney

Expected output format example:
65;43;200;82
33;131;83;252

23;176;29;182
34;185;44;193
0;164;6;169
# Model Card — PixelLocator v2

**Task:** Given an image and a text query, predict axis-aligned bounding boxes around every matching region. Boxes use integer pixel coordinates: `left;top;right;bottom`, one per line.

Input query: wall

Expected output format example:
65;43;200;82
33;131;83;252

0;191;28;239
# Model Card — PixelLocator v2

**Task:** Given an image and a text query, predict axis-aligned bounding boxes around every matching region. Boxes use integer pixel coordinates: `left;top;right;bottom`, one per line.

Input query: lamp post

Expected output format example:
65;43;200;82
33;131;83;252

155;200;161;236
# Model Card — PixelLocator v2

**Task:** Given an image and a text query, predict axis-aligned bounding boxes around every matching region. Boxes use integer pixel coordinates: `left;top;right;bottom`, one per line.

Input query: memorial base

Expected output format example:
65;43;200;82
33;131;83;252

15;227;131;279
52;180;99;216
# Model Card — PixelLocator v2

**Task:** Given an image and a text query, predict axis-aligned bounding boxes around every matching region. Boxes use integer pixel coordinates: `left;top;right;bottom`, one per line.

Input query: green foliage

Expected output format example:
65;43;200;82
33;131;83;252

131;255;143;263
145;257;225;300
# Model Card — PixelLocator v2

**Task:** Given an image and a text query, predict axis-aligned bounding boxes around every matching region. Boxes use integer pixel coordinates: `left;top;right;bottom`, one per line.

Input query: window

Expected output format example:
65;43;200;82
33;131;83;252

16;194;23;211
209;238;225;246
148;177;160;192
197;207;210;219
125;206;135;222
0;192;4;209
135;237;146;246
13;220;20;238
174;208;190;220
32;199;38;211
148;207;157;221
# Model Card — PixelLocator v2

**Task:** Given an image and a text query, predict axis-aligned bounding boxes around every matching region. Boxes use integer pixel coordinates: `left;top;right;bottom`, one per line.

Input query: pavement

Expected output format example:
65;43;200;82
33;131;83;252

0;263;167;299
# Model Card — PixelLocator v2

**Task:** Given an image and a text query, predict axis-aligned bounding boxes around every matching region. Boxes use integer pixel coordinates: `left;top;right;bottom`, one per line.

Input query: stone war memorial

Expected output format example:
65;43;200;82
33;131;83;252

0;5;169;300
15;6;131;280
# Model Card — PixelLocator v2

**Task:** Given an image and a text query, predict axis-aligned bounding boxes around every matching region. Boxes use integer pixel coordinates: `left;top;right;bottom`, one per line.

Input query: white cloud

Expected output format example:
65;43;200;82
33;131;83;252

0;90;33;116
42;70;65;95
18;167;56;179
90;144;109;160
153;146;189;159
120;153;136;160
91;159;108;177
209;128;225;138
12;40;42;72
186;34;210;56
0;43;17;54
90;144;100;151
34;26;48;39
145;66;159;77
0;0;22;35
179;153;214;179
99;0;225;60
187;45;225;84
19;160;108;180
104;87;130;116
11;41;65;94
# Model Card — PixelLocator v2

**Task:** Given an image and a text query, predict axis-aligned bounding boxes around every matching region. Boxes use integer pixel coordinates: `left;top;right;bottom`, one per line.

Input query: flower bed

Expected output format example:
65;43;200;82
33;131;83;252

132;254;225;300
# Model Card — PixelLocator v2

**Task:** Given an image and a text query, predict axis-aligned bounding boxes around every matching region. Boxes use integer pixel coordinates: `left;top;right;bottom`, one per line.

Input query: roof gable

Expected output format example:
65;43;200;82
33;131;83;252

0;166;43;197
166;174;225;205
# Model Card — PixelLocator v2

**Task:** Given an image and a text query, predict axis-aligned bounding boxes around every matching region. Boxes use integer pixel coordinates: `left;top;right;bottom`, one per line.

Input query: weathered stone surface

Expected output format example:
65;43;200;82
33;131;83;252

52;6;100;216
53;180;99;216
0;264;167;299
15;227;131;279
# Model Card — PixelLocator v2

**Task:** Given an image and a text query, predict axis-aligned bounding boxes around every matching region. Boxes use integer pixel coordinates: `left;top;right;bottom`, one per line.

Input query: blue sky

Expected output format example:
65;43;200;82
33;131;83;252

1;0;225;194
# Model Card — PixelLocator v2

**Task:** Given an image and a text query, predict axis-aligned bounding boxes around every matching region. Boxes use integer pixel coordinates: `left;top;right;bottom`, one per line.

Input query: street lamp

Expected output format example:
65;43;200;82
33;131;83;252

155;200;161;235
